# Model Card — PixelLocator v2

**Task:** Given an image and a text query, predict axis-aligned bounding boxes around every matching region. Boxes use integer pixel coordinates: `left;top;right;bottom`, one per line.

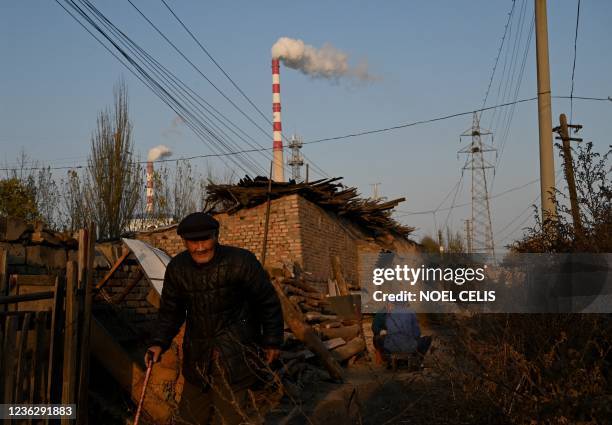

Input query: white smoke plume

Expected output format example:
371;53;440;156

162;115;185;139
271;37;377;82
147;145;172;162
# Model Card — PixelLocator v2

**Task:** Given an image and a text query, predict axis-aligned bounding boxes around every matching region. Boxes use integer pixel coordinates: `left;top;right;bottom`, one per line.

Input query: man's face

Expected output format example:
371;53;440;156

183;237;216;264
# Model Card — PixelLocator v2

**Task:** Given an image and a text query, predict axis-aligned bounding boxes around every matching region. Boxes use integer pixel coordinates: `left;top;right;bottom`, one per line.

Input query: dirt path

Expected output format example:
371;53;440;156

267;315;477;425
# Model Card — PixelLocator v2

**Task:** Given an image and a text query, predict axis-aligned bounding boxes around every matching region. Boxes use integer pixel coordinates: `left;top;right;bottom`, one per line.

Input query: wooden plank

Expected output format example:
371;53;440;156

330;256;350;296
331;337;366;363
15;284;55;311
14;274;56;286
304;312;338;322
270;278;344;382
95;248;129;290
15;312;32;403
61;260;78;422
0;291;55;305
30;312;46;406
3;315;19;404
0;249;6;403
77;224;96;425
46;276;64;406
319;324;360;341
0;316;3;403
0;249;7;314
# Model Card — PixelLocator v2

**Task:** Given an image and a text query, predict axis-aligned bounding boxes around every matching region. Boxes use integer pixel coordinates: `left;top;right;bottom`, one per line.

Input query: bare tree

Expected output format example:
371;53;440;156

61;169;87;232
84;80;142;239
34;166;61;228
173;159;197;219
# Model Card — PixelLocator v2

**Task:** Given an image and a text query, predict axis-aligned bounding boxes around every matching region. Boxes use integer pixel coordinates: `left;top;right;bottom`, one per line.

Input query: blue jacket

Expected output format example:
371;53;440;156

383;306;420;353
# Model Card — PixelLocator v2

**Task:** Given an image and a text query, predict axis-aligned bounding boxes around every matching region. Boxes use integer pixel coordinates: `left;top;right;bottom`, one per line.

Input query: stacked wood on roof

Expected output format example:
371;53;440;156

206;176;414;237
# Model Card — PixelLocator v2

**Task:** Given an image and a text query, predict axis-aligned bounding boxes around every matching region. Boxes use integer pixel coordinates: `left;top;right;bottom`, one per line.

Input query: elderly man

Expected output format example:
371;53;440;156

145;212;284;424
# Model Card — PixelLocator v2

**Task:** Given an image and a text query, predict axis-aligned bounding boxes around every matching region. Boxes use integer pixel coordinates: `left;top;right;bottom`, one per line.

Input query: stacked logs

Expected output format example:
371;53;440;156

269;269;367;388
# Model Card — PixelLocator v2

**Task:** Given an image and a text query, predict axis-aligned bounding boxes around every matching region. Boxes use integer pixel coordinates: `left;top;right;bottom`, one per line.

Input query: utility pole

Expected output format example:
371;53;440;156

534;0;557;221
553;113;583;237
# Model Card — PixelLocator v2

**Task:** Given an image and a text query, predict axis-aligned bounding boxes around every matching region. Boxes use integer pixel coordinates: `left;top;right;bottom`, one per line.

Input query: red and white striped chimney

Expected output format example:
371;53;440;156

272;58;285;182
146;161;154;213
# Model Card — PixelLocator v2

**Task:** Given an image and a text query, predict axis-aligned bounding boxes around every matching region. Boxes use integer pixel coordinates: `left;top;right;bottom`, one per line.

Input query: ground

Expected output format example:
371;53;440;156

266;315;499;425
89;315;512;424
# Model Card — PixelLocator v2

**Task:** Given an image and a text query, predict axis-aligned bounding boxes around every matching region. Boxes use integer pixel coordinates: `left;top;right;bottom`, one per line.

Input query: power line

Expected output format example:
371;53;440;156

441;169;465;232
155;0;330;178
570;0;581;125
129;1;329;179
125;0;272;144
303;97;537;145
488;0;528;133
495;172;564;244
303;93;610;146
59;0;268;175
492;12;535;189
61;0;255;175
395;174;540;216
158;0;270;126
481;0;517;111
2;94;609;171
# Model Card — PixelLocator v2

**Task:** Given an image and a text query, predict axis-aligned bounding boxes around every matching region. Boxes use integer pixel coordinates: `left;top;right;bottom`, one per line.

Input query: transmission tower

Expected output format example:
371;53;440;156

287;134;304;181
464;219;473;254
459;113;496;256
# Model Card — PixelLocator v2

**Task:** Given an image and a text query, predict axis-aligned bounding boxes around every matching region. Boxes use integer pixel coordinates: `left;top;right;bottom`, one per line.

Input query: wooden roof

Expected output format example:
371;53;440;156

206;176;414;238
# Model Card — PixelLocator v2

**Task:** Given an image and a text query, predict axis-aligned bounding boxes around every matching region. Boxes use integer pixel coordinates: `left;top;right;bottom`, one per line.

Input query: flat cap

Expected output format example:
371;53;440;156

177;212;219;240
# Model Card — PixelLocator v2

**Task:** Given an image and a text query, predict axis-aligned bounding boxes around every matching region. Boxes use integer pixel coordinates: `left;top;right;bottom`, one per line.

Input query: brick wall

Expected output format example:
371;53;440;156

134;194;418;289
136;195;303;269
215;194;302;268
296;195;362;284
93;256;158;338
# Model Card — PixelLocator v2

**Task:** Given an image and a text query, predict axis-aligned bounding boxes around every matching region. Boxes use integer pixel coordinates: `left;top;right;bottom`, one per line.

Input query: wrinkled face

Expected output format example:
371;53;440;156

183;237;217;264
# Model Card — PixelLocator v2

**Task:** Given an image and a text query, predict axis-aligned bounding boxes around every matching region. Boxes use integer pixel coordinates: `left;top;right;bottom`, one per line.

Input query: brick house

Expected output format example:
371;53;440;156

136;178;417;288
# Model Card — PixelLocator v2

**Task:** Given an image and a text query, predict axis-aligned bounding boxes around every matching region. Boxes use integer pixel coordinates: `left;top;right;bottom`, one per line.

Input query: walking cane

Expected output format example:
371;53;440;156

134;357;153;425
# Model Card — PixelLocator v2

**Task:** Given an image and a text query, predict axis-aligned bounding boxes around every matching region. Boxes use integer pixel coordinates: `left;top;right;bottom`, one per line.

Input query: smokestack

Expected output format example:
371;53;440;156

272;58;285;182
145;145;172;215
146;161;154;214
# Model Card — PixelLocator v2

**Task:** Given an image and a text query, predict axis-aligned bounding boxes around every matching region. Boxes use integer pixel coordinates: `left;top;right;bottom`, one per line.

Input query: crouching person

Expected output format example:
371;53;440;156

373;303;432;367
145;212;284;425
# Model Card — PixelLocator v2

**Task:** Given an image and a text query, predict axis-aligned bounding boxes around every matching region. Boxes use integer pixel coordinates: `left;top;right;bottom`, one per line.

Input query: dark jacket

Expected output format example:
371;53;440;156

150;244;284;388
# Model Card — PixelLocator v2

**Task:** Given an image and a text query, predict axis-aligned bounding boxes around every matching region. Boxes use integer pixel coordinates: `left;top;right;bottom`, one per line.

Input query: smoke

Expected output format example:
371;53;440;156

271;37;377;82
147;145;172;162
162;115;185;139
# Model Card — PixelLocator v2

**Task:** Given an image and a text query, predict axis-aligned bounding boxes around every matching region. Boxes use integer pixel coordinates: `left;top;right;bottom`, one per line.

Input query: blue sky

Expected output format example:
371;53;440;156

1;0;611;248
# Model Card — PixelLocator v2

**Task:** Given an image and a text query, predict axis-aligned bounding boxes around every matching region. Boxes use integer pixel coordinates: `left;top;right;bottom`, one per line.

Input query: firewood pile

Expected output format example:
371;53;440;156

206;176;414;237
268;267;368;388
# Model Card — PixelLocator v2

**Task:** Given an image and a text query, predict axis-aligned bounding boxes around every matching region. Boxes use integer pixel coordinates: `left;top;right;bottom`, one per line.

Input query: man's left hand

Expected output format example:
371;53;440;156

265;348;280;364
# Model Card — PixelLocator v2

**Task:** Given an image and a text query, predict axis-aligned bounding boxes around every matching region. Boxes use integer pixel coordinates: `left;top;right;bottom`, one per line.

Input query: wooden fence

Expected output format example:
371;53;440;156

0;225;95;425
